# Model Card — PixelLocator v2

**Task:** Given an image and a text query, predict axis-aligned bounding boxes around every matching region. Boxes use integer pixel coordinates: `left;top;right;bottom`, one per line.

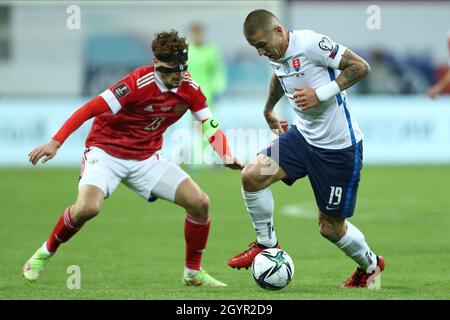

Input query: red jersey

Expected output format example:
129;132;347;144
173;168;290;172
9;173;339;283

85;66;211;160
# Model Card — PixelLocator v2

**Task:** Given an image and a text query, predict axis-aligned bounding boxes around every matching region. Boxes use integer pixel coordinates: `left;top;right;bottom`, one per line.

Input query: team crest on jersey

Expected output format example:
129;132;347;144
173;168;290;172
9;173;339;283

292;58;301;72
112;83;130;99
283;62;290;74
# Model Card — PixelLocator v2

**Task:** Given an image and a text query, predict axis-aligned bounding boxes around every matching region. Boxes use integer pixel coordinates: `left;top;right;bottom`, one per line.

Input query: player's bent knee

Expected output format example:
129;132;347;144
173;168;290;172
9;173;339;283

319;223;341;242
196;193;210;215
318;214;346;242
319;222;333;239
186;192;210;217
72;202;102;222
241;165;265;191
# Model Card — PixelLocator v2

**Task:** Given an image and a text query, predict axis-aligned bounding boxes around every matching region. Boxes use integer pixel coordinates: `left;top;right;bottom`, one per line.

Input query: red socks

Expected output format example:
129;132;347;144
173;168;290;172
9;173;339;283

45;209;209;269
184;213;210;271
45;207;83;253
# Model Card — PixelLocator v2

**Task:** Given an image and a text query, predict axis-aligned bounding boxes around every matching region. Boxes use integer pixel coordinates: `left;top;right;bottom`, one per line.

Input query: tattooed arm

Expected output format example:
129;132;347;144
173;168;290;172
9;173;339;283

264;74;289;135
336;49;371;90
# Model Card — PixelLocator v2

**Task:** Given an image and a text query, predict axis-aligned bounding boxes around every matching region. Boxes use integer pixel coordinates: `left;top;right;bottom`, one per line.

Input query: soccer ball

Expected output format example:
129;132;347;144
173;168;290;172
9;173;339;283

251;248;295;290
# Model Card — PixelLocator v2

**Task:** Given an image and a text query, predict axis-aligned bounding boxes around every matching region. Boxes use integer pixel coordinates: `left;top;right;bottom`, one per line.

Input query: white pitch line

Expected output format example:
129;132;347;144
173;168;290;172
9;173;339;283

281;204;316;219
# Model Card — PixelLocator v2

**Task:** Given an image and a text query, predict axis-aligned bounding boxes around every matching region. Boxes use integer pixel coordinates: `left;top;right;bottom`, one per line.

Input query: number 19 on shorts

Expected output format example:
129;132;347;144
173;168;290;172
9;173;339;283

328;186;342;206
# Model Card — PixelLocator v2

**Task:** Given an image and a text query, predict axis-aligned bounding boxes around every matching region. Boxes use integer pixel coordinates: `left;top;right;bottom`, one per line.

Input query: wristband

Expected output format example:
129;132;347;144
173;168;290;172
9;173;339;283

315;80;340;102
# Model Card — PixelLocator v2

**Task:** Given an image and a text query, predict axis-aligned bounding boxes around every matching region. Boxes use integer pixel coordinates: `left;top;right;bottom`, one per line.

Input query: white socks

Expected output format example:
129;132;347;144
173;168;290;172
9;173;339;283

242;187;277;248
242;187;377;272
334;221;377;272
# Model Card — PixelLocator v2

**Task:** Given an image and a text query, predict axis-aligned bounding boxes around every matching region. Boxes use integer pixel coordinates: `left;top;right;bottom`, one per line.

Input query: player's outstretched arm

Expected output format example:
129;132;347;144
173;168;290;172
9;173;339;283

222;154;245;170
28;139;61;165
28;96;110;165
202;118;244;170
335;49;371;91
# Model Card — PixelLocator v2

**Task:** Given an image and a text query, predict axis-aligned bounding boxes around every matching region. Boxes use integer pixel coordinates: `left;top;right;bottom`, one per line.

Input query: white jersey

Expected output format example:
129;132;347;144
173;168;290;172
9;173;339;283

269;30;364;149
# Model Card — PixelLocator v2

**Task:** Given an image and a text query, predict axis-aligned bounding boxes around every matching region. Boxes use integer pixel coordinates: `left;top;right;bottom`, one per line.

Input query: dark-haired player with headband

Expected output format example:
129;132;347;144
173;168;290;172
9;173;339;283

24;30;243;287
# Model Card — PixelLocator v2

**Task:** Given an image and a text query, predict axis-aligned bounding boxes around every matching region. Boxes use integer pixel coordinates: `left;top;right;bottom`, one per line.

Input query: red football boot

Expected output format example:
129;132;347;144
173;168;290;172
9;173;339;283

227;241;280;269
341;256;385;288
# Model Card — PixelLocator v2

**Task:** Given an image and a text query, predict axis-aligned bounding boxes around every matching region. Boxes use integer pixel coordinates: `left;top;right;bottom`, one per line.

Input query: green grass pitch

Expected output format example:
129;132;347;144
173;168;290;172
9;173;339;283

1;165;450;299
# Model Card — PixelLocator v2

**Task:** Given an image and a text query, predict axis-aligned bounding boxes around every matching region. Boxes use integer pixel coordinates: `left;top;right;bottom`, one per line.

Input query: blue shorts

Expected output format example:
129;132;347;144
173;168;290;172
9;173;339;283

261;125;363;218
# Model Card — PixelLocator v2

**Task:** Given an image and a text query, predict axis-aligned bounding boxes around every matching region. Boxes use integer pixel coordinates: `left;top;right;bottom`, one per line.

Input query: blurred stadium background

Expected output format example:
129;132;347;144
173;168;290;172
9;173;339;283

1;0;450;165
1;0;450;299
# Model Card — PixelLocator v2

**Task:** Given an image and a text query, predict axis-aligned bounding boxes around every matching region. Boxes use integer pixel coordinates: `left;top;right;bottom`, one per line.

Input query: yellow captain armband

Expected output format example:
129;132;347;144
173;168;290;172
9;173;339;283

202;117;220;140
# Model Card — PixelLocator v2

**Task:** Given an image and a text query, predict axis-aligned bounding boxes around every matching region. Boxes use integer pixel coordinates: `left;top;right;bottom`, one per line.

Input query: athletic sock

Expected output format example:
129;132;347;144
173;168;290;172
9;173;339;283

184;213;210;271
242;187;277;248
184;267;200;277
45;207;83;253
40;241;52;255
334;220;378;272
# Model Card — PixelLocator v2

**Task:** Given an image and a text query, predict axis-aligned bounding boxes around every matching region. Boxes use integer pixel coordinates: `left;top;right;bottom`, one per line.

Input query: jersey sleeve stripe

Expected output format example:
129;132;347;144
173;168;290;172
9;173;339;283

183;77;200;88
137;79;155;89
192;107;212;121
137;73;155;85
100;89;122;114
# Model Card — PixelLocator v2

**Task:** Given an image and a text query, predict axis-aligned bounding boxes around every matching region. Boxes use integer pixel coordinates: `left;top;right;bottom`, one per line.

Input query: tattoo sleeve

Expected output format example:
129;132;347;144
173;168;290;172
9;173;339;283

264;73;285;112
336;49;371;91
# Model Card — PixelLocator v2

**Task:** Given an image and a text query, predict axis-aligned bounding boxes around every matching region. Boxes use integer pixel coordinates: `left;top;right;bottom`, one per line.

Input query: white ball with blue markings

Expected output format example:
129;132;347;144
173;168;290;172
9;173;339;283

251;248;295;290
